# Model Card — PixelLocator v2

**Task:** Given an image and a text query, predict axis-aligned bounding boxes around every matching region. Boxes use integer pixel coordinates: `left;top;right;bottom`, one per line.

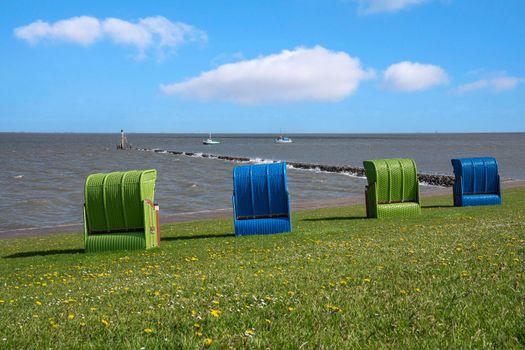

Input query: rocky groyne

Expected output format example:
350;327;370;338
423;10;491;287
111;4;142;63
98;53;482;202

136;147;455;187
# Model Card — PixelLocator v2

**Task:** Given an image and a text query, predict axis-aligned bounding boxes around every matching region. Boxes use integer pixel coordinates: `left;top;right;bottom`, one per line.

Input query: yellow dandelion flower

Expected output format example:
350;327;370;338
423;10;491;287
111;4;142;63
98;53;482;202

194;323;201;329
205;338;213;346
287;291;295;297
90;307;97;311
190;256;199;261
195;331;203;337
461;271;469;277
244;328;256;337
399;289;407;295
154;291;161;296
191;310;198;317
210;309;221;318
144;328;154;333
80;321;86;327
35;300;42;305
265;319;272;325
101;319;110;327
68;314;75;320
287;306;294;312
325;304;342;313
415;288;421;292
363;278;371;283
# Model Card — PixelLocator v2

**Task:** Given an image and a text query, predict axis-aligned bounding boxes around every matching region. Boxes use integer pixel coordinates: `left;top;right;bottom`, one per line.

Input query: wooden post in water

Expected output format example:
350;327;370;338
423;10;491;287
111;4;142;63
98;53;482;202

120;129;125;149
117;129;129;150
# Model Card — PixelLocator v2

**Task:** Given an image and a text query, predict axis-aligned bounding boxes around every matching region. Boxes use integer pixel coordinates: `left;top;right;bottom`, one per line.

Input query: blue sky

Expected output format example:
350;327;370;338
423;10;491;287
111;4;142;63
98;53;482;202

0;0;524;133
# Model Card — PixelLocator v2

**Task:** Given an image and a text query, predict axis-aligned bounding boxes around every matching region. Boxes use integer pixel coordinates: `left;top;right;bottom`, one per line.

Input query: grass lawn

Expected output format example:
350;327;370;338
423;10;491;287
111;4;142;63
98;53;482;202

1;188;524;349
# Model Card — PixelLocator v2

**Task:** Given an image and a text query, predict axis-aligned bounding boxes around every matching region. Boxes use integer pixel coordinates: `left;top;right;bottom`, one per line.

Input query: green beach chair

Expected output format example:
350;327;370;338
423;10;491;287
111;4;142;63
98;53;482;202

363;158;421;219
83;169;160;252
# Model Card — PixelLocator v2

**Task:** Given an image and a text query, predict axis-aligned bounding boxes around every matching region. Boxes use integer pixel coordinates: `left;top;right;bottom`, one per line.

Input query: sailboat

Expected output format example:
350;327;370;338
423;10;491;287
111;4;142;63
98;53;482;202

203;132;221;145
275;135;293;144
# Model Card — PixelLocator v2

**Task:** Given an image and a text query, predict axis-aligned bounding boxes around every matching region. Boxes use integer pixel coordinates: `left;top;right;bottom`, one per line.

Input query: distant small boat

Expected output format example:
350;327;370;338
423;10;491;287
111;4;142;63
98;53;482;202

203;133;221;145
275;135;293;144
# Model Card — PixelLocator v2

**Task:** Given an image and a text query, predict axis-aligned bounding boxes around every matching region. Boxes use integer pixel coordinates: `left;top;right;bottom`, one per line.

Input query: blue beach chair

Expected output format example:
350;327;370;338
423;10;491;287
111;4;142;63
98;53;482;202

232;162;292;236
451;157;501;207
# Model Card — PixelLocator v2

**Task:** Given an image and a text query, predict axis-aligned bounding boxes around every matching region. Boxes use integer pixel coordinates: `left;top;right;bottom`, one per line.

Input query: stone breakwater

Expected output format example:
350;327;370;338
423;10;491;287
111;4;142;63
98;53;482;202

136;147;455;187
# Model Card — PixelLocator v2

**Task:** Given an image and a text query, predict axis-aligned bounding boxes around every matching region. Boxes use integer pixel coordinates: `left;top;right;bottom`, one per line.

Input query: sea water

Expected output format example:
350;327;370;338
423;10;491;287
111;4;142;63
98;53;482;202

1;133;523;232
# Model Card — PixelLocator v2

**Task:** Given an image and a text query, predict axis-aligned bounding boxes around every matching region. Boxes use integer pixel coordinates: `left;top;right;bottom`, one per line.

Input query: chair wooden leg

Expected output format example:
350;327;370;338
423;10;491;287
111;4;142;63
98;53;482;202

155;204;160;247
365;188;369;218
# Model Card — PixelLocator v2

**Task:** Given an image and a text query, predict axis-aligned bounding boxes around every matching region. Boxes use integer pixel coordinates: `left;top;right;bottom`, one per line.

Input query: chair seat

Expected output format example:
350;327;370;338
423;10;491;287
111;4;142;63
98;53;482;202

234;217;291;236
85;232;146;252
458;194;501;207
376;202;421;219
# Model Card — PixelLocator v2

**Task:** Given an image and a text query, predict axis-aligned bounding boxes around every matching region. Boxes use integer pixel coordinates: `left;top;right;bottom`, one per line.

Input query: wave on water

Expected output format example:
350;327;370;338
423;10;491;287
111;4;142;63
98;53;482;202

251;157;276;164
287;163;366;179
144;148;388;182
187;152;203;158
138;146;454;187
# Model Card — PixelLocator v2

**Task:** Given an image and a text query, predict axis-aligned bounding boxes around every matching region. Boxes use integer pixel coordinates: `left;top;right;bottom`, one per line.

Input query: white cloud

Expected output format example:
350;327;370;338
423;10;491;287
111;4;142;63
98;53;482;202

382;61;448;91
357;0;429;14
491;76;521;91
14;16;206;58
456;79;488;93
139;16;207;47
14;16;102;46
102;18;151;50
456;75;521;94
161;46;376;104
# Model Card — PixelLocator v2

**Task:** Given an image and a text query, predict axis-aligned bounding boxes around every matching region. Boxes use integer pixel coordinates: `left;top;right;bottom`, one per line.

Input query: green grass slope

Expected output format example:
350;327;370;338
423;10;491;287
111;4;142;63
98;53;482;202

1;189;524;349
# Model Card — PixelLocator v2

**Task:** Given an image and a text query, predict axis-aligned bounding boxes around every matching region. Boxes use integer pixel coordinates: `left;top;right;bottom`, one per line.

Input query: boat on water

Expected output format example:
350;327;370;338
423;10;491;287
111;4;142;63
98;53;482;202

203;133;221;145
275;135;293;144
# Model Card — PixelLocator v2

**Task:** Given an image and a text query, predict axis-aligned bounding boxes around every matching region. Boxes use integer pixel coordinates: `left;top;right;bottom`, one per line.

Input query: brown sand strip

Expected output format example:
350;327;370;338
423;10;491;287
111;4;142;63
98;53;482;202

1;180;522;240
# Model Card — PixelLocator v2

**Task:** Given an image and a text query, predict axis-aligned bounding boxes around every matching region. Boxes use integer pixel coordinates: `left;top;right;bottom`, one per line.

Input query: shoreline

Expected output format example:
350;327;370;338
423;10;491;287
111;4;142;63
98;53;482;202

2;180;523;240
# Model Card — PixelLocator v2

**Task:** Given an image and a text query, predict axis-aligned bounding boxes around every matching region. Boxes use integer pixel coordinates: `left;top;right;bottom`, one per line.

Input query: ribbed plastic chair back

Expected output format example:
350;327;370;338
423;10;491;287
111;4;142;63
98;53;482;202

233;163;288;219
363;158;418;203
452;157;499;194
84;170;156;233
